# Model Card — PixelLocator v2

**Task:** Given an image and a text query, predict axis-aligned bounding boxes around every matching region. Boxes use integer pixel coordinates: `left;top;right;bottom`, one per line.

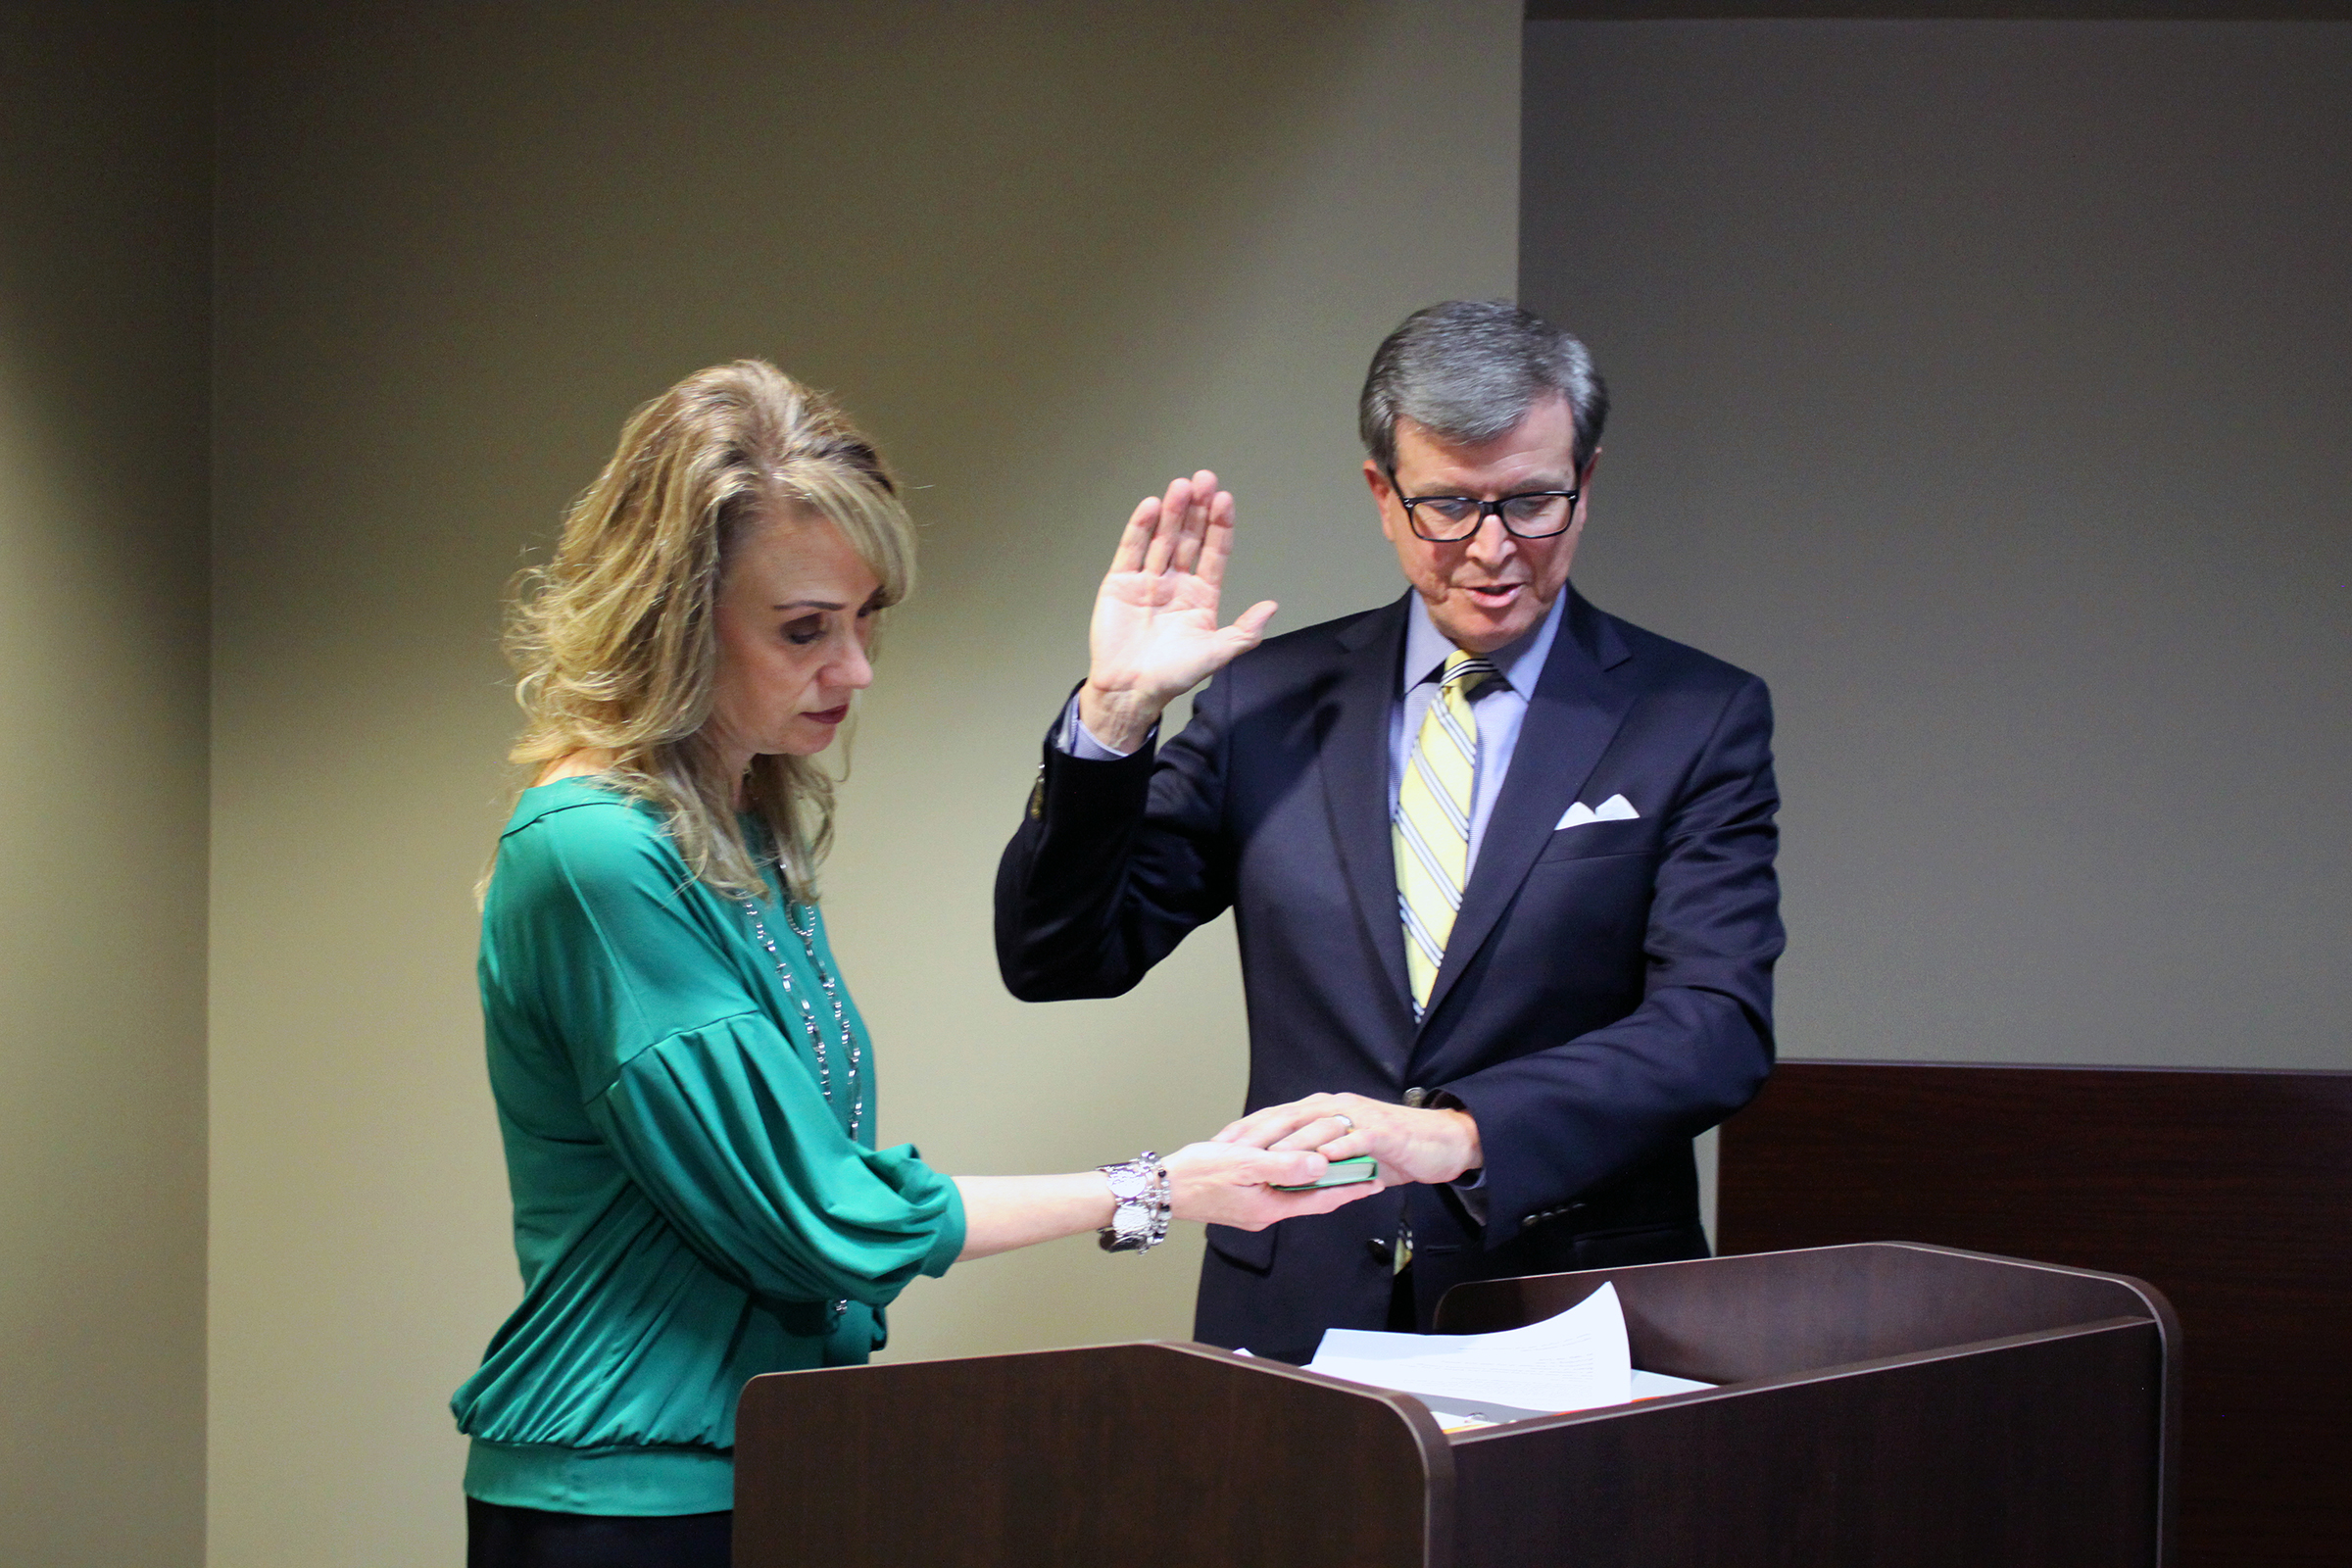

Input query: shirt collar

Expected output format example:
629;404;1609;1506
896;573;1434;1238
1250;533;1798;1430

1401;587;1568;696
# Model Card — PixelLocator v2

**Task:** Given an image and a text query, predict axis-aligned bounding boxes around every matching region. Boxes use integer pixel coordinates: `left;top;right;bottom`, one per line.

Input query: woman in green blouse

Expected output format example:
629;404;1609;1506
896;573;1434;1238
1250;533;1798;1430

451;361;1376;1568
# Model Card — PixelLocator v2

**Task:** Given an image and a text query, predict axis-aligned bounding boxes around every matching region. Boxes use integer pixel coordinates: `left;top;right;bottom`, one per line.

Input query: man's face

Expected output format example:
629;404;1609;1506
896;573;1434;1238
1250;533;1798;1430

1366;393;1591;655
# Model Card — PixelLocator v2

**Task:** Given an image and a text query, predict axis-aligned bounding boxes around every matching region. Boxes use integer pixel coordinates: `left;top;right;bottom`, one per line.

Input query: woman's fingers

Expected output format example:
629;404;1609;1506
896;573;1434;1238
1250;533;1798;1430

1164;1139;1389;1230
1229;1174;1385;1230
1242;1147;1328;1187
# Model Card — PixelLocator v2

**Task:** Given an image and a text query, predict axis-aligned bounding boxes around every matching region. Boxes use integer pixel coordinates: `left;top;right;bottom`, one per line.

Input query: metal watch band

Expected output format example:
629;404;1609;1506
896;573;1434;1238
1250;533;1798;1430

1096;1152;1170;1253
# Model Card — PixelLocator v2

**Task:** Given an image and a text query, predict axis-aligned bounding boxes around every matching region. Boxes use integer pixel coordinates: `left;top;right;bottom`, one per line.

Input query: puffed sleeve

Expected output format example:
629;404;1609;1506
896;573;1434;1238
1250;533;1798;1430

489;800;964;1308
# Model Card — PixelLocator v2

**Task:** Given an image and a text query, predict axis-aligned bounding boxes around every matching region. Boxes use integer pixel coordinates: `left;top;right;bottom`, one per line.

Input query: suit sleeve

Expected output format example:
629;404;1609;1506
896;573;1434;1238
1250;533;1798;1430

1440;674;1784;1245
996;676;1239;1000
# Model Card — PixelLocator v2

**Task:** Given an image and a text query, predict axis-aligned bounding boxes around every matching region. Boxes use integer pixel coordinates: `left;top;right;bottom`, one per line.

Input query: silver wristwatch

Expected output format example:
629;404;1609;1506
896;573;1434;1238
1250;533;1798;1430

1097;1152;1170;1252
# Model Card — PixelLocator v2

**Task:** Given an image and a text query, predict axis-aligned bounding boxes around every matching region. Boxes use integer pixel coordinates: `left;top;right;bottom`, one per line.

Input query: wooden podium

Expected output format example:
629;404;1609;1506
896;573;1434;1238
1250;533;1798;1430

734;1243;2176;1567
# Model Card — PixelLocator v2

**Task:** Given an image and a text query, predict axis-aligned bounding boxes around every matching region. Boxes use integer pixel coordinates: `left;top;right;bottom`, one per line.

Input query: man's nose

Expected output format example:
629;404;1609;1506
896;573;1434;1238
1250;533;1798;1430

1463;512;1515;565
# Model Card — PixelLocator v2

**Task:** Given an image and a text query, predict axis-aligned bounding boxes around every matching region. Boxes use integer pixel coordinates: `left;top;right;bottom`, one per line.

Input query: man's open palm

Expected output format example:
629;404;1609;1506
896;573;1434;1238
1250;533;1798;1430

1080;470;1277;751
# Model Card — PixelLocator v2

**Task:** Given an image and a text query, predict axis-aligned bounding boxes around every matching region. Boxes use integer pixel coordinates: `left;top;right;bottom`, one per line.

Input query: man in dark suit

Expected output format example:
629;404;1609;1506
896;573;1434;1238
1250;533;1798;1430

996;302;1784;1360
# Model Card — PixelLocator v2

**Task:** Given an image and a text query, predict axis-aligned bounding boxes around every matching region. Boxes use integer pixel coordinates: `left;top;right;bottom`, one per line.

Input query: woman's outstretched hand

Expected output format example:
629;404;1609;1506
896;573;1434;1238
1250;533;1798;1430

1077;470;1278;754
1162;1140;1383;1232
951;1140;1382;1260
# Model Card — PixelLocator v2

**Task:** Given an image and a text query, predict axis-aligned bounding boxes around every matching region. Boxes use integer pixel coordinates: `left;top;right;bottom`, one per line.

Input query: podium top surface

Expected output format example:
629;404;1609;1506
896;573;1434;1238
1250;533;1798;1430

1432;1240;2174;1388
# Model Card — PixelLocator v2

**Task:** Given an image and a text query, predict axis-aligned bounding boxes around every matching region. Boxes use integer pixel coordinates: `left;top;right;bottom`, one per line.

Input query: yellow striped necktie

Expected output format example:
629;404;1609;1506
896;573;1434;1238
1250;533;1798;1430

1394;650;1499;1016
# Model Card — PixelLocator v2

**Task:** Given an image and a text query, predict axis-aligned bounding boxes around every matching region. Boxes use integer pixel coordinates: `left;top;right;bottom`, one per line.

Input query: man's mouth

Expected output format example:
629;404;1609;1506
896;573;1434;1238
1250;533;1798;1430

804;705;851;726
1462;583;1524;607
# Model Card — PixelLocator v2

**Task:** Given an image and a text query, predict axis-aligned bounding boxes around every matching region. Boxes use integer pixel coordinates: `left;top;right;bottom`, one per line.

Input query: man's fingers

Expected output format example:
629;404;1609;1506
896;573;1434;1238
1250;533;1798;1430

1270;1111;1355;1153
1227;1107;1329;1150
1217;1116;1288;1150
1170;506;1206;577
1310;1132;1370;1162
1169;470;1217;576
1109;496;1158;575
1222;599;1278;655
1139;477;1192;577
1196;492;1238;588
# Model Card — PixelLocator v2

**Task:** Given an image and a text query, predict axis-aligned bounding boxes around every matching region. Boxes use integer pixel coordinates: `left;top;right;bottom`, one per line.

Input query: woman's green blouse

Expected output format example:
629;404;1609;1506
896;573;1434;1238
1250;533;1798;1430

450;780;964;1516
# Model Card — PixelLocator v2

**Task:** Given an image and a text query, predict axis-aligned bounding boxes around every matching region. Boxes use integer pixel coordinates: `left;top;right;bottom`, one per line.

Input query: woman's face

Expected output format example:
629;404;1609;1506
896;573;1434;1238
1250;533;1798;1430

708;511;885;763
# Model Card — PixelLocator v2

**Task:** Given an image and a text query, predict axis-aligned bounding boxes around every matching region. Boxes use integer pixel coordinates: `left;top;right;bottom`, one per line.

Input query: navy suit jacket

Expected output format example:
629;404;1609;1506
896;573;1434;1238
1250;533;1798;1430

996;588;1784;1358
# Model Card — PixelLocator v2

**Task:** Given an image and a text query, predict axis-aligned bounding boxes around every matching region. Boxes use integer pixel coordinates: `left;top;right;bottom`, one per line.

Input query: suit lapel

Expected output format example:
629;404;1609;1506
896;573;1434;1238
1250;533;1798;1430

1421;590;1635;1026
1319;596;1413;1018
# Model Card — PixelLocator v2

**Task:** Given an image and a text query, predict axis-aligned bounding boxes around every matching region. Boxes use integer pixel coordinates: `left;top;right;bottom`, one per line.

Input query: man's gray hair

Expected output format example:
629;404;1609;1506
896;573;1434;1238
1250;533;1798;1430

1357;301;1608;474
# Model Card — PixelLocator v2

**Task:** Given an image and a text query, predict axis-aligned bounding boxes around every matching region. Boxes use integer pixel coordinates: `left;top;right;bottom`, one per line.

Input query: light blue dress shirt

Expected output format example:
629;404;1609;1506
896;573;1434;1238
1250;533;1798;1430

1389;591;1565;878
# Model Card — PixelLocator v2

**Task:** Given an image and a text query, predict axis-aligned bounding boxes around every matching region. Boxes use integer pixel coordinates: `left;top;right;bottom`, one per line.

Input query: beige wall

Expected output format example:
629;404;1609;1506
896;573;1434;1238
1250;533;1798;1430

208;3;1518;1563
0;4;211;1564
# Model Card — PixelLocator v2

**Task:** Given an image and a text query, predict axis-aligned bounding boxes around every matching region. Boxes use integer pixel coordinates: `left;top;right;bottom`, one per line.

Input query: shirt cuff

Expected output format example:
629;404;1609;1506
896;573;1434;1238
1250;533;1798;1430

1447;1167;1490;1225
1054;693;1152;760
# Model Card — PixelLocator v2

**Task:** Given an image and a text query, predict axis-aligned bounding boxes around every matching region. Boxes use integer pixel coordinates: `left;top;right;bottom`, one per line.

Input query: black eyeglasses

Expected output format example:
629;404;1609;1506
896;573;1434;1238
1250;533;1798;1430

1386;468;1580;542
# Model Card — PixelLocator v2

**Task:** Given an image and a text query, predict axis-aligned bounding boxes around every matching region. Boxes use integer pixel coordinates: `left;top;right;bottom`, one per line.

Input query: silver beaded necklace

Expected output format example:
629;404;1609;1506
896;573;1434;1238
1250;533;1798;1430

741;885;864;1145
743;871;863;1328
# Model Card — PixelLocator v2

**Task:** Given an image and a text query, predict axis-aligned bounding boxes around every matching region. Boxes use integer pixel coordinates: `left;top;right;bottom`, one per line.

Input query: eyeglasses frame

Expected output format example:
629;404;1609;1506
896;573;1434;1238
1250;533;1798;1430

1383;466;1584;542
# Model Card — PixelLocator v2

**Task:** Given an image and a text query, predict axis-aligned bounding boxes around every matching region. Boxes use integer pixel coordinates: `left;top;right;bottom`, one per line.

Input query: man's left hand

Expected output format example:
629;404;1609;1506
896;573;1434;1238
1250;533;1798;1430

1212;1091;1482;1186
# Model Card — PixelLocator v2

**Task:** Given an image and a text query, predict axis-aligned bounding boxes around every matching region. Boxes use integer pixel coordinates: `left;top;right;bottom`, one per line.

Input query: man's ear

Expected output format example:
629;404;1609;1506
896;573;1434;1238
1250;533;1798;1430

1364;459;1400;542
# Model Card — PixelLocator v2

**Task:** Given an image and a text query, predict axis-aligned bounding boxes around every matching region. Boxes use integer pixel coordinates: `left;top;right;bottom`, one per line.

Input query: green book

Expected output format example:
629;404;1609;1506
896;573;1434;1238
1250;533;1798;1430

1272;1154;1380;1191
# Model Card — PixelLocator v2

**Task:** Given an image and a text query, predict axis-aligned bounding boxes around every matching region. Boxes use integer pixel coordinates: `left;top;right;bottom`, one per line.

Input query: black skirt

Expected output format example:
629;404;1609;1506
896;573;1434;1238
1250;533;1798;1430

465;1497;730;1568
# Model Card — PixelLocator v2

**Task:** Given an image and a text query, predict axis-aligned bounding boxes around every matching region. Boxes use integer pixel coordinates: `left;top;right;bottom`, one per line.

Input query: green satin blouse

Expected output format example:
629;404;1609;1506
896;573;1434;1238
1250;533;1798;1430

450;779;964;1515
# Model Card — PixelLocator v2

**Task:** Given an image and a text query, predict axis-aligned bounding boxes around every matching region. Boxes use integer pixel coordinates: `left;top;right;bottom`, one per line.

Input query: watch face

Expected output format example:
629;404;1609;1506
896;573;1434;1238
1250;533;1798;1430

1111;1205;1150;1238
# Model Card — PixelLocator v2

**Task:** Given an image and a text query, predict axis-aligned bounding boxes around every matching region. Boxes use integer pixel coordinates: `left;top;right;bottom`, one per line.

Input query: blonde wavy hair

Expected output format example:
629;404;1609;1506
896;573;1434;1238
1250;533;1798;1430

502;360;914;904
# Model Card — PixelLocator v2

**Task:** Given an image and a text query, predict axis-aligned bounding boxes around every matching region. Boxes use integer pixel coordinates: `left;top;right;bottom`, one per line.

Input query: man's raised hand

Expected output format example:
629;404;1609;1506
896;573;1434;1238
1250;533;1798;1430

1077;470;1277;754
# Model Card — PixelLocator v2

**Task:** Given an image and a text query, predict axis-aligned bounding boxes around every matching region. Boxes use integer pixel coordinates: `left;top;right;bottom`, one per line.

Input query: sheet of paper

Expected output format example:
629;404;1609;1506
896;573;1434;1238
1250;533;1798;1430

1632;1369;1713;1400
1305;1281;1634;1413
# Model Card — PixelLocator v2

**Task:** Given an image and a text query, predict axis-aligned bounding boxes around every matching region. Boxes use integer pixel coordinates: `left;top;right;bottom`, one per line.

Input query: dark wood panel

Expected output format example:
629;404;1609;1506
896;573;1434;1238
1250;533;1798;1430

745;1247;2172;1567
1449;1319;2163;1568
1717;1061;2352;1568
1525;3;2352;19
735;1341;1451;1568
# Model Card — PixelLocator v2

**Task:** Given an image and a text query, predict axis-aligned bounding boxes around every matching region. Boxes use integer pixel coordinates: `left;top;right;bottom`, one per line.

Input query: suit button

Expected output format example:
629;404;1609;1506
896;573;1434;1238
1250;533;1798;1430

1402;1087;1429;1108
1367;1236;1396;1265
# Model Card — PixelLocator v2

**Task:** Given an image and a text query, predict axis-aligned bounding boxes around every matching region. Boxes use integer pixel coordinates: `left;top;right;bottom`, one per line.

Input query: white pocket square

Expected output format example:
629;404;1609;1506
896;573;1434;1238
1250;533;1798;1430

1555;794;1640;830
